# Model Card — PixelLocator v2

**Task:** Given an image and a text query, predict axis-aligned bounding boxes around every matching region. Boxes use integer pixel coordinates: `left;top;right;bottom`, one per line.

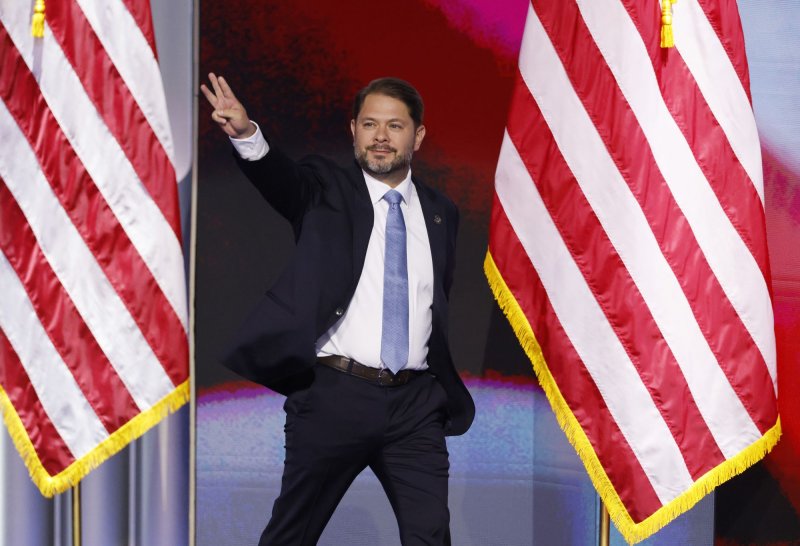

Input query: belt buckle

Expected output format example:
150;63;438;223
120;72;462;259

377;368;394;386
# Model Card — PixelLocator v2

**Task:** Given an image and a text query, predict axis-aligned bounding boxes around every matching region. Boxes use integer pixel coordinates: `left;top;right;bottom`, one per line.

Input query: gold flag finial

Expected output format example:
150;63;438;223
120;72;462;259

31;0;45;38
661;0;677;48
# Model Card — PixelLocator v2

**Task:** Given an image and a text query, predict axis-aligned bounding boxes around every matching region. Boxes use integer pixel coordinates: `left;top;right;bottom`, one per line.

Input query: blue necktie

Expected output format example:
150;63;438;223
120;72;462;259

381;190;409;374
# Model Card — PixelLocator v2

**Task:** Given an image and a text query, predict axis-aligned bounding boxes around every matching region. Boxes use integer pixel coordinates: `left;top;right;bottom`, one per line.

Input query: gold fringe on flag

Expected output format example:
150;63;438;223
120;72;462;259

661;0;677;48
484;249;781;543
31;0;45;38
0;380;190;497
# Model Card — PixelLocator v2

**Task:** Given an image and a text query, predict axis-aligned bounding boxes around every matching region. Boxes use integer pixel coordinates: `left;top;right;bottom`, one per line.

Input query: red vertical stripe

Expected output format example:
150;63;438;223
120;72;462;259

618;0;770;283
532;0;776;433
507;74;725;479
0;24;188;388
0;329;76;476
489;200;663;522
0;180;142;434
45;0;180;239
694;0;752;103
620;0;752;103
119;0;159;60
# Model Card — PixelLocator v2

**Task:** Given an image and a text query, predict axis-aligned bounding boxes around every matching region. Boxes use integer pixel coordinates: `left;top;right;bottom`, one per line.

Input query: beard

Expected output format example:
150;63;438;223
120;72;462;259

354;145;413;178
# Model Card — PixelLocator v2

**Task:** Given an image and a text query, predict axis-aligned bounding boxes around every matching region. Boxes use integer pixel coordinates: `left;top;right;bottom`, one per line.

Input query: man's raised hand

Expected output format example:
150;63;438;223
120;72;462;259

200;73;256;139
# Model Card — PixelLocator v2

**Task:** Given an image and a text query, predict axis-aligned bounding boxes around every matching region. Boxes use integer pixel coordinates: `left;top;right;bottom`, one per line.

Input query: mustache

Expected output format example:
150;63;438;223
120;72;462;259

366;145;397;152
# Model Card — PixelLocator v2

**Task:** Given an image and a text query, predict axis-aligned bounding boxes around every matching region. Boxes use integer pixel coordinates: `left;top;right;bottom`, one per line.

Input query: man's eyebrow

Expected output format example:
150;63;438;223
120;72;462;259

360;116;406;123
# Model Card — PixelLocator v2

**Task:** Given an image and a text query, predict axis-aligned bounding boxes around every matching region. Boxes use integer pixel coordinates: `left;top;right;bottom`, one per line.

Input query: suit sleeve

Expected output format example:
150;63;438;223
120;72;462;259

233;144;324;233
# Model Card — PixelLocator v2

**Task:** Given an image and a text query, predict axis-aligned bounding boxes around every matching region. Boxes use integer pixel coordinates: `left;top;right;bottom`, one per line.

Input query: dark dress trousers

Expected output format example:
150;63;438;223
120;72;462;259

221;145;475;545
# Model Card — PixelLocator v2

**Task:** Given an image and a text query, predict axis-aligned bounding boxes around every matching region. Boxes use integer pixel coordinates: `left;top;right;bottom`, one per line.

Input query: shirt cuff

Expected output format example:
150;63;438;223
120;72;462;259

230;121;269;161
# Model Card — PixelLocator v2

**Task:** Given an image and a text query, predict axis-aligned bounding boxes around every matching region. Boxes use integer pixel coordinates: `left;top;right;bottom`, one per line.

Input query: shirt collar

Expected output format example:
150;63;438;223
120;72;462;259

362;169;413;206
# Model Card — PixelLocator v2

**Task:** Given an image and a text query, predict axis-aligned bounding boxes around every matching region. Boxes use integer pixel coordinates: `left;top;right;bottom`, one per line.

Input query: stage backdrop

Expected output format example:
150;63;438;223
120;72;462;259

195;0;800;544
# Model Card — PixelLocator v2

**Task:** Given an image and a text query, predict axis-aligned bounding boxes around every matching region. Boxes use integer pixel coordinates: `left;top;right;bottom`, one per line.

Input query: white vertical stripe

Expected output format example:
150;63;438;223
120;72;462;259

0;100;175;410
0;5;187;332
519;3;762;457
577;0;776;389
673;0;764;203
0;254;108;459
496;131;692;503
72;0;176;165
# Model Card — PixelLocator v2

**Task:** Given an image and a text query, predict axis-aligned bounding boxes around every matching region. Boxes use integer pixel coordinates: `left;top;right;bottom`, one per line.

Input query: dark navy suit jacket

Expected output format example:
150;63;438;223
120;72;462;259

222;145;475;436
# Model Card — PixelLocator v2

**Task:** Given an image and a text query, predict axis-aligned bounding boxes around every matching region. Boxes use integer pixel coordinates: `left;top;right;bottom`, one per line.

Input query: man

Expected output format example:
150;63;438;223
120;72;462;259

201;74;475;545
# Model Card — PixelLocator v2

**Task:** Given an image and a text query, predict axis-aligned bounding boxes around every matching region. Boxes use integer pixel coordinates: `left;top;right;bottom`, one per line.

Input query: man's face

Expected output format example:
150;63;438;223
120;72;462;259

351;93;426;186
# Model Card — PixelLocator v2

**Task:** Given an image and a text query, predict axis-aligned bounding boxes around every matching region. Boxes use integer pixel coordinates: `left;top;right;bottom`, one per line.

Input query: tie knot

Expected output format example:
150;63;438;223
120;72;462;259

383;189;403;207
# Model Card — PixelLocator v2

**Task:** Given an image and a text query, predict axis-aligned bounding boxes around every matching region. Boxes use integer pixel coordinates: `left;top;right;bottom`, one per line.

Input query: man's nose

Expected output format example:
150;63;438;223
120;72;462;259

374;126;389;141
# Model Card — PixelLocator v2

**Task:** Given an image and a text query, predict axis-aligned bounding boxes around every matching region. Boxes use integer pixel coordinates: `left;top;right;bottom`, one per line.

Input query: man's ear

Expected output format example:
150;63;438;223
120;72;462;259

350;119;356;143
414;124;426;151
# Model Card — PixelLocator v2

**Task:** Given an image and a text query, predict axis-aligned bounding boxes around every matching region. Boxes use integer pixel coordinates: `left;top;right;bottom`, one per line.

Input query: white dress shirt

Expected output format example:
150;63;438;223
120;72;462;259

231;125;434;371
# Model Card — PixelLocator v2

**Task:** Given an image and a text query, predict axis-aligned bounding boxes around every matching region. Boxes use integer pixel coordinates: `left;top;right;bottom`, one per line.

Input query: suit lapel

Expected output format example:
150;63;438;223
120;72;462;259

414;179;446;293
348;162;373;287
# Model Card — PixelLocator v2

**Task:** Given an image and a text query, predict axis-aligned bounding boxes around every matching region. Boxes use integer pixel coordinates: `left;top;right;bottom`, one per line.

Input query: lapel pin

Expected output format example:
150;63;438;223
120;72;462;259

433;214;442;224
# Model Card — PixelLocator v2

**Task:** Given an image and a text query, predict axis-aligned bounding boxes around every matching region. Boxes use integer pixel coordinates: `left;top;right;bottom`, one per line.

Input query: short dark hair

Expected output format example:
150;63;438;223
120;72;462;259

352;77;424;127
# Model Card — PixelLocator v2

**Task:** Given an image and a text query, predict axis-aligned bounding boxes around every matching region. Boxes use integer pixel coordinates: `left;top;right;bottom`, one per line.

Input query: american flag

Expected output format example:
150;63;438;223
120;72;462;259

0;0;189;496
486;0;779;541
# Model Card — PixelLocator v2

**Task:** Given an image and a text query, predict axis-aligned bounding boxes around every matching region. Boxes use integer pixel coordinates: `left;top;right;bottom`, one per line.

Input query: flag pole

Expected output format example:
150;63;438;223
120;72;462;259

188;0;200;544
599;501;610;546
72;482;82;546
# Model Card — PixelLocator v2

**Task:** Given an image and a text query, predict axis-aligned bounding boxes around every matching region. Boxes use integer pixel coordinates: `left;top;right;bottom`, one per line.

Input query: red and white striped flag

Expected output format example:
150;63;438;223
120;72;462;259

486;0;779;541
0;0;189;496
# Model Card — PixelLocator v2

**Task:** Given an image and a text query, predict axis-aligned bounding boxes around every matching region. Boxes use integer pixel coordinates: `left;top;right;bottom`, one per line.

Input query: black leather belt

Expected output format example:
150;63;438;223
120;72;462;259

317;355;425;387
